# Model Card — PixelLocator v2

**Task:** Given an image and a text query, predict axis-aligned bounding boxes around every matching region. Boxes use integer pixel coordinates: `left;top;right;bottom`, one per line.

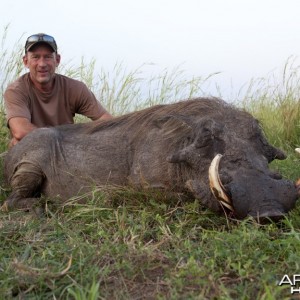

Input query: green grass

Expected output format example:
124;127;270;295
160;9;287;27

0;26;300;299
1;191;300;299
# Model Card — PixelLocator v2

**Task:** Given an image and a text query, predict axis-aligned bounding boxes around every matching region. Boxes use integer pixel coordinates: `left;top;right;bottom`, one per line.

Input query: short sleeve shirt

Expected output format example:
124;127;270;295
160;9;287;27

4;73;108;127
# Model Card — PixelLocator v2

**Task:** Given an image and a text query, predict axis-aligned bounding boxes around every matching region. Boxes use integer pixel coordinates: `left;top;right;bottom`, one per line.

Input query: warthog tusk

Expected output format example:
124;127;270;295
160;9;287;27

296;148;300;155
209;154;234;212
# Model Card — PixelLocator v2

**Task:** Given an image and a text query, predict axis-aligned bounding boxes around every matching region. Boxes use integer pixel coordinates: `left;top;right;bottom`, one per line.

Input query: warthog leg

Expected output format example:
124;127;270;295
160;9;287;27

2;161;44;212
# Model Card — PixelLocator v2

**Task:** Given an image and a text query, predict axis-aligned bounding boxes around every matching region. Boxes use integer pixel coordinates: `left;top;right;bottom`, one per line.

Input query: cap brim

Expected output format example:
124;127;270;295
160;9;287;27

26;41;56;52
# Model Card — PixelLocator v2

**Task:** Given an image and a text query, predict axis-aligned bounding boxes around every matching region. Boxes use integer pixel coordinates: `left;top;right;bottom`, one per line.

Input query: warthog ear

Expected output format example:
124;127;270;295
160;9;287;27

194;119;223;148
167;145;194;163
166;118;224;164
155;115;193;140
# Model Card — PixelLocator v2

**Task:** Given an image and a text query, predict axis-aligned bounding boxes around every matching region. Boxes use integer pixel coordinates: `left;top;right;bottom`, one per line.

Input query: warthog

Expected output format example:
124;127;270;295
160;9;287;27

2;98;299;220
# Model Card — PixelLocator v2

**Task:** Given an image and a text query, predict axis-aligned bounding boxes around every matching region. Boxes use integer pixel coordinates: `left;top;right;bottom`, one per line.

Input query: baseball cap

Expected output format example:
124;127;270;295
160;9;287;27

25;33;57;53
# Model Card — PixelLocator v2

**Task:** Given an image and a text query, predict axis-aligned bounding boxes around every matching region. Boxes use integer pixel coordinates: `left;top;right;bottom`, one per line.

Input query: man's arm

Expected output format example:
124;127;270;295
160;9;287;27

8;117;37;147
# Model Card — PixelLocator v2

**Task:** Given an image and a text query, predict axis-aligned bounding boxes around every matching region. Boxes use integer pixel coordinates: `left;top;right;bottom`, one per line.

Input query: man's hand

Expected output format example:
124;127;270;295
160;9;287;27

99;112;113;121
9;137;20;148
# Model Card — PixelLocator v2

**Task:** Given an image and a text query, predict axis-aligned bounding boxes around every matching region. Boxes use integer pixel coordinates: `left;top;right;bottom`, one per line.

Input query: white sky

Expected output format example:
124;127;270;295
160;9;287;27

1;0;300;99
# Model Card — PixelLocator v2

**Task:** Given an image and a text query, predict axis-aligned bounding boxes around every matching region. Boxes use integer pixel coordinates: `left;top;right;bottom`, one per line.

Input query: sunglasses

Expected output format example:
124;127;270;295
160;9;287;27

25;34;57;52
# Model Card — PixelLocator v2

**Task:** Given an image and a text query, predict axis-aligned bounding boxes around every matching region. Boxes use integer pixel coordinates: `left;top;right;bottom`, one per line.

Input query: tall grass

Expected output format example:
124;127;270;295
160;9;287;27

239;56;300;150
59;59;219;116
0;25;24;96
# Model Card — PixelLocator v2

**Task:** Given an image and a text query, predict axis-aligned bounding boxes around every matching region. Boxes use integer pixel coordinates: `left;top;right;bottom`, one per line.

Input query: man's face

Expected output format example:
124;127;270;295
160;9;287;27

23;44;61;86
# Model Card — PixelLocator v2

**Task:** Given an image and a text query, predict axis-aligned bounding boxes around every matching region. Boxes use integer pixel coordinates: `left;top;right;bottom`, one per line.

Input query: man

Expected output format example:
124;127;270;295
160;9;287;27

4;33;112;147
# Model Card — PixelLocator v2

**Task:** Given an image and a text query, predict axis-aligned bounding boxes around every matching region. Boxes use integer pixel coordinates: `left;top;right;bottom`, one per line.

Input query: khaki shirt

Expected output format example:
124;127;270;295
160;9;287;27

4;73;108;127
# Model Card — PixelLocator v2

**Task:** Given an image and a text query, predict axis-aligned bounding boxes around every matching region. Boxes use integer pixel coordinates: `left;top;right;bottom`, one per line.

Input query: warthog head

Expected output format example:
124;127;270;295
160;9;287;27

163;101;298;221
